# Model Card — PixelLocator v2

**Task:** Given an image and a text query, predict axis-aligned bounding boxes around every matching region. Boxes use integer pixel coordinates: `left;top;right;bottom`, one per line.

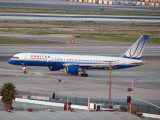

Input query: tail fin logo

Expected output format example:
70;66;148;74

129;38;146;58
122;35;149;59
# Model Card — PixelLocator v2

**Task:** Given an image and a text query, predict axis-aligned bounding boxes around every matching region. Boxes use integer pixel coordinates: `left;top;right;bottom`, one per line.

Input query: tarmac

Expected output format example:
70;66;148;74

0;0;160;118
0;37;160;119
1;13;160;23
0;39;160;102
0;110;143;120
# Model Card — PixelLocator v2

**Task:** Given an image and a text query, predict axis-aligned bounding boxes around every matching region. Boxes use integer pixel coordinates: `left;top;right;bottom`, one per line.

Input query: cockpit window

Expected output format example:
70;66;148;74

13;57;19;59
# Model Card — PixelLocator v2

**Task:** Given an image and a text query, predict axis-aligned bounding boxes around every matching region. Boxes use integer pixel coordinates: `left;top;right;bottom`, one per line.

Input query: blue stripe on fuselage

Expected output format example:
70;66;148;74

8;58;65;68
8;58;139;70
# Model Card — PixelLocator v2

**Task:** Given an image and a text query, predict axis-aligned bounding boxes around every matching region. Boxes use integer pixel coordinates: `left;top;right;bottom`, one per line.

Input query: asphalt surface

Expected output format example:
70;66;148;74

0;43;160;102
0;111;144;120
0;33;159;119
1;13;160;23
2;13;160;20
0;0;159;119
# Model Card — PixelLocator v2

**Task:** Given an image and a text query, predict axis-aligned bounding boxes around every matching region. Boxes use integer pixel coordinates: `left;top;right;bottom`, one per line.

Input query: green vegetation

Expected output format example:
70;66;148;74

0;6;160;16
0;20;159;43
0;29;72;35
0;36;66;44
81;30;160;43
0;82;17;111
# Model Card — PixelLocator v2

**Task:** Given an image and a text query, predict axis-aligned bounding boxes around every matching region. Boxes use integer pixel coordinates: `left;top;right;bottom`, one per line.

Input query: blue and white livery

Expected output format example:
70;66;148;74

8;35;149;77
122;35;149;59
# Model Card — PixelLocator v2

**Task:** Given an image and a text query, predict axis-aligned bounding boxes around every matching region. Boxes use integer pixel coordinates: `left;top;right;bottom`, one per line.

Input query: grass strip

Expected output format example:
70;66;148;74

0;21;159;43
0;29;159;43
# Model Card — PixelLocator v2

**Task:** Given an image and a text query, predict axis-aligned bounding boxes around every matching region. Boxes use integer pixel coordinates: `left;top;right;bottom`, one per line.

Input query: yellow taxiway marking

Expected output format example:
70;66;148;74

16;75;20;77
42;75;51;79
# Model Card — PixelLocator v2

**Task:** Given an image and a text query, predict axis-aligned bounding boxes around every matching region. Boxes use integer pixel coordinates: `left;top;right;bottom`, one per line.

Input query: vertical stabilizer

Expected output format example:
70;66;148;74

122;35;149;59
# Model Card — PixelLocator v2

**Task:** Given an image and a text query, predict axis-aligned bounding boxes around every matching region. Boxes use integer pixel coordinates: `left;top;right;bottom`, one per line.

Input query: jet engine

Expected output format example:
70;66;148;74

65;65;79;75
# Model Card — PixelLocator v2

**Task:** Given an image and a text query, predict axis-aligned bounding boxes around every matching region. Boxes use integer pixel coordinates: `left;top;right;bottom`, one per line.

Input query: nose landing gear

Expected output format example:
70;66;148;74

22;65;27;74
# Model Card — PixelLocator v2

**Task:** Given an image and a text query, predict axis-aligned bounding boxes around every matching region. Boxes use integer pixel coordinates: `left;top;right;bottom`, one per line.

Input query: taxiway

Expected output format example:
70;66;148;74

0;44;160;104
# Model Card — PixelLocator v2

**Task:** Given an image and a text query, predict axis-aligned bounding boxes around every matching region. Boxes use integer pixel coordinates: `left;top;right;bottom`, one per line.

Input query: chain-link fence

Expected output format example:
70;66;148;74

0;90;159;115
13;91;160;115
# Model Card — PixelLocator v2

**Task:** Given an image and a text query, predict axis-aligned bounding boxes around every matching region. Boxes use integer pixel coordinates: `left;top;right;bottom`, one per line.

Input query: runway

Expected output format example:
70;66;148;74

0;13;160;23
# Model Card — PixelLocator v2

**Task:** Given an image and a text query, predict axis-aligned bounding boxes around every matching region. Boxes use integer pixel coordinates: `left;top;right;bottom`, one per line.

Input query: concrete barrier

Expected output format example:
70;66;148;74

143;113;160;119
0;96;88;110
15;98;88;110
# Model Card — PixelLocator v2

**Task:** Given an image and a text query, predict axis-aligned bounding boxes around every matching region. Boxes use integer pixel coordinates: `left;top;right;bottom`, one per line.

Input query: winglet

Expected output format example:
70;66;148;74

122;35;149;59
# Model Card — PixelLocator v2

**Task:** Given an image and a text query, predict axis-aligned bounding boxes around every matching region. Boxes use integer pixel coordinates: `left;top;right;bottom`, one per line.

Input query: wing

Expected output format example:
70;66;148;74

63;62;135;70
63;63;112;69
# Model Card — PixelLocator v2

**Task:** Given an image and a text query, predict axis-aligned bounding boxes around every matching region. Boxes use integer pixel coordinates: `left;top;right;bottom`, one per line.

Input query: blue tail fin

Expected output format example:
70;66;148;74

122;35;149;59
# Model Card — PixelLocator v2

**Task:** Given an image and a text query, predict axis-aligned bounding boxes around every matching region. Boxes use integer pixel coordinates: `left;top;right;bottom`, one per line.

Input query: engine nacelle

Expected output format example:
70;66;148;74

65;65;79;75
48;66;61;71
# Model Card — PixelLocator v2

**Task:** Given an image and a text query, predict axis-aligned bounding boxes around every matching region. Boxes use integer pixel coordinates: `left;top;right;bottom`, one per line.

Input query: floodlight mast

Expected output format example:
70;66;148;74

109;61;112;109
28;69;33;99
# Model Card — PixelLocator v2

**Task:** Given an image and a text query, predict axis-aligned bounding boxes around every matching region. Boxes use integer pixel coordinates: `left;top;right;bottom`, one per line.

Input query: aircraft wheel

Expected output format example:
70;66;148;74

85;74;88;77
81;73;88;77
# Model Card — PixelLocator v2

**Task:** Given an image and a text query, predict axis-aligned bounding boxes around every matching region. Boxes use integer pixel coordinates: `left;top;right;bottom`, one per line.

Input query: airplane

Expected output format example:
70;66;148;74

8;35;149;77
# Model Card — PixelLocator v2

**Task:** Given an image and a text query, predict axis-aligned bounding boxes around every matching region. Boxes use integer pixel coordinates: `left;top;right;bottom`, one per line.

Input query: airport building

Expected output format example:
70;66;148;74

68;0;160;7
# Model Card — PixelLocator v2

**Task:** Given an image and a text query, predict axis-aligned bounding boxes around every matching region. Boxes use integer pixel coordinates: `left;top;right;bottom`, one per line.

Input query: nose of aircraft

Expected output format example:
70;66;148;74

8;58;14;64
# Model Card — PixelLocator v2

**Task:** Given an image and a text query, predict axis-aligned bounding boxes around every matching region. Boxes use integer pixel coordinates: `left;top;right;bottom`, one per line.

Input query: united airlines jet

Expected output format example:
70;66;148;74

8;35;149;77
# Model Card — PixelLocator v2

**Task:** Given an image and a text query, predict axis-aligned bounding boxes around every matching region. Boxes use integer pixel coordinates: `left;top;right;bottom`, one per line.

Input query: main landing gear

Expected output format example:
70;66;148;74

80;69;88;77
81;73;88;77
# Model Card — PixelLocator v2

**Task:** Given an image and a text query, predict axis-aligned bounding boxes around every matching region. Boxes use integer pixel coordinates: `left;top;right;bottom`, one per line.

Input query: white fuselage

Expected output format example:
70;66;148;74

8;53;144;70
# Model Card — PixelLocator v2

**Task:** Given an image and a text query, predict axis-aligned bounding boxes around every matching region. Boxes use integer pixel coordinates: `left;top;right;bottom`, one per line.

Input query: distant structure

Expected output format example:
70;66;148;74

67;0;160;7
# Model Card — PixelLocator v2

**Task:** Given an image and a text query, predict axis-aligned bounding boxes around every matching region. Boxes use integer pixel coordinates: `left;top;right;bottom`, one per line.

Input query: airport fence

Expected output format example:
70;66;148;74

0;101;3;110
0;91;159;115
14;91;160;115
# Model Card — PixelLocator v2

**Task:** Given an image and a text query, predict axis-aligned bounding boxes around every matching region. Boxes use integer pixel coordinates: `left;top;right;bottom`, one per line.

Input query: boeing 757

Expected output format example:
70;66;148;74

8;35;149;77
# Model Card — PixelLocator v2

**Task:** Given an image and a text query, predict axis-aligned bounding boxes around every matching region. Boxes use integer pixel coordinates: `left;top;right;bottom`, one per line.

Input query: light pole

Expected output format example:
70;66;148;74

28;69;33;99
109;61;112;109
67;83;70;111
